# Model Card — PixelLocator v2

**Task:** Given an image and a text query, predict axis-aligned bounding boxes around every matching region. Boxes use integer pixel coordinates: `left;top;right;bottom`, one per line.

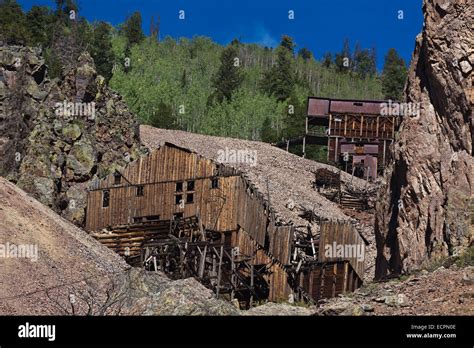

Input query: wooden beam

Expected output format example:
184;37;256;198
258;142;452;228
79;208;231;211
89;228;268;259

215;245;223;297
392;116;395;138
198;245;207;278
329;113;332;134
343;261;349;293
250;263;254;307
344;114;347;136
230;248;236;300
383;140;387;167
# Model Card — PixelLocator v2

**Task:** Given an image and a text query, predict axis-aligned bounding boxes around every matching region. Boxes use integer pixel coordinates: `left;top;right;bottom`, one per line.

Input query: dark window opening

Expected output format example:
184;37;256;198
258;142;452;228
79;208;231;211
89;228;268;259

175;194;183;205
113;172;121;185
264;232;270;249
136;185;144;196
133;216;143;223
224;232;232;247
174;212;183;220
176;182;183;192
187;180;195;191
102;190;110;208
353;102;363;106
211;178;219;189
186;193;194;203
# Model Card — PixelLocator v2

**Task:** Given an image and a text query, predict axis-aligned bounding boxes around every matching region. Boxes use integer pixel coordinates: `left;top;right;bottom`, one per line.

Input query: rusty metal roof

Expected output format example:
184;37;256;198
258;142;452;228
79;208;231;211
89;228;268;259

307;97;394;117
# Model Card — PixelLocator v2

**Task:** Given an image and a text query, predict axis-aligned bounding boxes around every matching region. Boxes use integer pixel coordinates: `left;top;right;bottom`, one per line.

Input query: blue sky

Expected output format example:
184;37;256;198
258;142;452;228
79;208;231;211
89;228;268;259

18;0;423;71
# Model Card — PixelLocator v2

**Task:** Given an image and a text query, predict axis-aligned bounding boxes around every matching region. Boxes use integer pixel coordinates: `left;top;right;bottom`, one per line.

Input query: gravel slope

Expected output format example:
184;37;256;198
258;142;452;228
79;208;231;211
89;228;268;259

0;177;129;314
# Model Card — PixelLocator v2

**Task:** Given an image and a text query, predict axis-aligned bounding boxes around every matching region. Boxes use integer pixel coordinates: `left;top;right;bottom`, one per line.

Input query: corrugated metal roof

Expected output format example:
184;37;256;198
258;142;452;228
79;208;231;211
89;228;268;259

308;97;394;117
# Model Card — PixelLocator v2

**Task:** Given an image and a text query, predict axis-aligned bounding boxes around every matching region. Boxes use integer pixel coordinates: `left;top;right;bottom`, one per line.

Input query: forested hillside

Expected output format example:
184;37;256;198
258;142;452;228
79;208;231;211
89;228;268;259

0;0;408;161
109;35;384;142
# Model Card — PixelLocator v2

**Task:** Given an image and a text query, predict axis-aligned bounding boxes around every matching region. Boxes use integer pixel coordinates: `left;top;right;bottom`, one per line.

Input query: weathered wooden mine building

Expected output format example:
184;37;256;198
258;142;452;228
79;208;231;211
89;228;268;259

85;141;365;305
304;97;400;179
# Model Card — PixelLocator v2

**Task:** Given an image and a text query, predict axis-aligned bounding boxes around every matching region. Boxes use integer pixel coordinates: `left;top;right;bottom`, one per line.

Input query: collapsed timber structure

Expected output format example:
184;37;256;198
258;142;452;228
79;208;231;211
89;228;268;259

85;132;366;306
312;168;377;211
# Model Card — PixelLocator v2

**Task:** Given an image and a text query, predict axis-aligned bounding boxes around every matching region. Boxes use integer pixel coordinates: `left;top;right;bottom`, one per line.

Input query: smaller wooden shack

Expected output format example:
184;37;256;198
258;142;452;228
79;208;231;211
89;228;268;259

297;222;365;300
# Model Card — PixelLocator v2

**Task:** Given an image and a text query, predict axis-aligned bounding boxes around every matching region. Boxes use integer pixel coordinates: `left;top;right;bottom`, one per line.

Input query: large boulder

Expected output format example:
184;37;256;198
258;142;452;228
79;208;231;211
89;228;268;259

121;270;239;315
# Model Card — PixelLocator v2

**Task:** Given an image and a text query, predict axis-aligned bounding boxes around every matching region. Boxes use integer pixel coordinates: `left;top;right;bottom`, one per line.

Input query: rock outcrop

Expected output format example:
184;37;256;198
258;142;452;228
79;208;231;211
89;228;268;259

0;45;143;226
375;0;473;277
118;269;239;315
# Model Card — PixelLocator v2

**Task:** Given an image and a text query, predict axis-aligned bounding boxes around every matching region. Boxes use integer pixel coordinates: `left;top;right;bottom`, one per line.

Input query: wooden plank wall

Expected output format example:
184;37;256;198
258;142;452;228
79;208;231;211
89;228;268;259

85;175;240;232
300;261;357;300
234;177;268;246
329;114;396;140
98;144;222;188
268;225;292;266
234;177;292;266
85;144;242;232
234;226;291;301
318;221;365;280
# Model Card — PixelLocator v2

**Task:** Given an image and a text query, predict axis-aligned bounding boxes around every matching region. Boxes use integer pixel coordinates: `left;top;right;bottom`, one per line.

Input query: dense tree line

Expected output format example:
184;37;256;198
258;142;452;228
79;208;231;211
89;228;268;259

0;0;143;80
0;0;407;162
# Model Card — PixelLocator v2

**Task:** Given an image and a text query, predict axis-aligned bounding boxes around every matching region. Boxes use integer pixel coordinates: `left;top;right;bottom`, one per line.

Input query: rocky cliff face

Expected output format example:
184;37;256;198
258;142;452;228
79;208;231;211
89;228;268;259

0;45;143;226
375;0;473;278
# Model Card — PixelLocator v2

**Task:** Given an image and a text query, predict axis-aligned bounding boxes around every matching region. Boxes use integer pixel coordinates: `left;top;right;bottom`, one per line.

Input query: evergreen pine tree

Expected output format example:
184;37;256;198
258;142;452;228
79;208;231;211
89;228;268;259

121;12;145;47
280;35;296;54
180;69;188;89
381;48;407;100
322;52;333;68
261;116;279;143
298;48;312;61
123;45;132;73
90;21;114;81
43;47;62;79
369;46;377;75
26;6;54;47
0;0;31;45
209;45;243;103
335;38;351;73
261;36;295;101
353;43;375;79
282;94;305;140
55;0;78;24
149;102;175;129
230;38;241;46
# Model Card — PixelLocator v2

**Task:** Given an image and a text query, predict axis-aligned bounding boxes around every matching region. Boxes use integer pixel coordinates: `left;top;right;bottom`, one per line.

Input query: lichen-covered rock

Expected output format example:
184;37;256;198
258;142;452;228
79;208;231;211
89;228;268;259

243;302;313;316
375;0;473;278
314;301;366;316
0;45;144;225
61;123;82;143
383;294;410;307
66;141;96;180
118;269;239;316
